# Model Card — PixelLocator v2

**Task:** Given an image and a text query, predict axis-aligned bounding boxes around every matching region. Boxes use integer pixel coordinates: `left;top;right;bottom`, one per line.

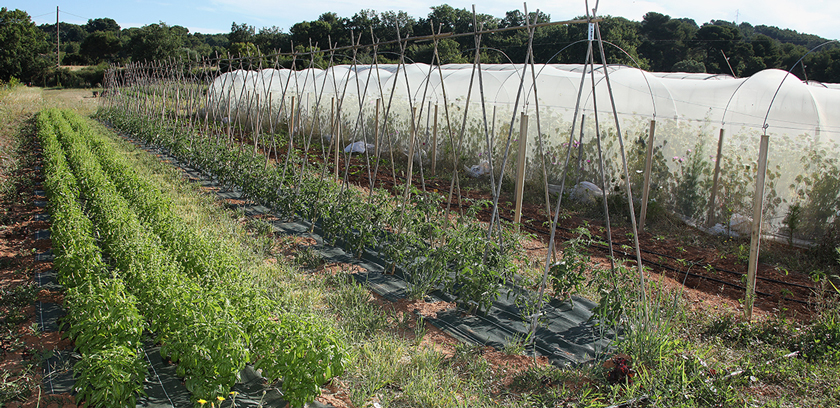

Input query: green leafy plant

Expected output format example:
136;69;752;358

549;232;591;307
783;202;802;246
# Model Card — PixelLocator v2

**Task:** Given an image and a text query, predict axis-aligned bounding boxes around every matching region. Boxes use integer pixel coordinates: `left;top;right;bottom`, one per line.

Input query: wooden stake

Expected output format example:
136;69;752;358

745;133;770;321
514;113;529;232
289;96;296;139
226;88;233;144
333;98;340;181
707;128;726;228
432;103;438;177
374;98;380;158
639;119;656;230
254;94;260;155
403;107;418;201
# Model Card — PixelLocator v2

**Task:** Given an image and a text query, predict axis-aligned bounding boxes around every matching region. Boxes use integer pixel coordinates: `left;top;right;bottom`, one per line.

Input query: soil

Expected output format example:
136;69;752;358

0;141;76;407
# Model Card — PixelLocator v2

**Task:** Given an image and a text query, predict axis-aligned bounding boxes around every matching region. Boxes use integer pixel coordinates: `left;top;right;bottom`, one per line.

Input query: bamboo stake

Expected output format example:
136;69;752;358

639;119;656;230
403;106;418;202
254;94;260;155
432;103;438;177
745;133;770;321
576;114;586;184
514;113;529;232
707;128;726;228
283;95;296;172
594;19;647;314
334;98;340;181
374;98;380;159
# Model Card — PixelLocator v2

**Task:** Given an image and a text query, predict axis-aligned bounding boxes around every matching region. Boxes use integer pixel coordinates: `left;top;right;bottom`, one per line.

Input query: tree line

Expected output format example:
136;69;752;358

2;5;839;87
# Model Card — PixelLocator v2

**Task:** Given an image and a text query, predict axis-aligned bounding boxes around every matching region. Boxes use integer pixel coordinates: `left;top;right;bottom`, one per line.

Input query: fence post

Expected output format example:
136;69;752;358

514;113;529;232
374;98;380;158
432;103;438;177
639;119;656;230
745;133;770;321
403;106;418;201
707;128;726;228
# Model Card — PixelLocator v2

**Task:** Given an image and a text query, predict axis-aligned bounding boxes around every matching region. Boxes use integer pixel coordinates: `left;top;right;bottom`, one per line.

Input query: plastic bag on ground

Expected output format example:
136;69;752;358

464;161;490;178
344;141;375;154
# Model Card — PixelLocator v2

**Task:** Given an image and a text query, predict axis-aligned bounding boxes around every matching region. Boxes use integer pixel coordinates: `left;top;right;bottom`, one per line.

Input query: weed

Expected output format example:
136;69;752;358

502;333;530;356
413;315;427;345
295;245;324;270
0;283;38;308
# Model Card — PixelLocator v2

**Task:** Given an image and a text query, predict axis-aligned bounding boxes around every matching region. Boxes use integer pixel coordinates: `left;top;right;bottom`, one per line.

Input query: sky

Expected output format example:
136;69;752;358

9;0;840;42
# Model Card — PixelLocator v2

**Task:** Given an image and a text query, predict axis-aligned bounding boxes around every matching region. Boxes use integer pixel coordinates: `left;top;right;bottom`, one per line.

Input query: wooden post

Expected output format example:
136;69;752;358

403;107;418;201
374;98;381;158
707;128;726;228
226;89;233;144
639;119;656;230
432;103;438;177
745;133;770;321
576;114;586;184
254;94;260;154
514;113;529;232
283;95;295;169
333;98;340;181
288;96;296;139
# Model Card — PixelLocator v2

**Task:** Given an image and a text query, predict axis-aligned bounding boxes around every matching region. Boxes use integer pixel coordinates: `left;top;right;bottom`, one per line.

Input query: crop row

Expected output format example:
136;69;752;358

38;109;146;406
42;108;344;406
97;107;527;313
63;109;347;405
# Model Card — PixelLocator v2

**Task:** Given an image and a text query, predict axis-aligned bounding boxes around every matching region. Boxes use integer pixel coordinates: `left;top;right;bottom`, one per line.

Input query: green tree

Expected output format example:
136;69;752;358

80;31;121;63
126;22;184;62
0;8;50;82
347;9;381;38
694;23;744;74
85;18;120;33
672;59;705;72
229;22;255;45
290;20;333;49
598;16;648;69
40;22;87;43
409;38;468;64
253;26;290;53
418;5;498;50
228;42;260;58
639;12;698;71
318;12;350;46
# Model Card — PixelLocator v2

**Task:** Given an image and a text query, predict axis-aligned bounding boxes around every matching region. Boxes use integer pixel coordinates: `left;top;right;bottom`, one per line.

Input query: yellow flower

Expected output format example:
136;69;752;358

229;391;239;396
197;399;207;406
217;396;226;402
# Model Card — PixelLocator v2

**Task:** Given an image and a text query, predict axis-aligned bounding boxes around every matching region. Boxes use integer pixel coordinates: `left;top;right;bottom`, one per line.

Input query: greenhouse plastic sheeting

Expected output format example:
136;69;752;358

209;64;840;143
206;64;840;238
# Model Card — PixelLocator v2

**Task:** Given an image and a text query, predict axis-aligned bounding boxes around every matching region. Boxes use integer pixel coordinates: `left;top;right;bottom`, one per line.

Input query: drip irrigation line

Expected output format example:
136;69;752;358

477;202;817;292
631;246;817;291
144;347;175;407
